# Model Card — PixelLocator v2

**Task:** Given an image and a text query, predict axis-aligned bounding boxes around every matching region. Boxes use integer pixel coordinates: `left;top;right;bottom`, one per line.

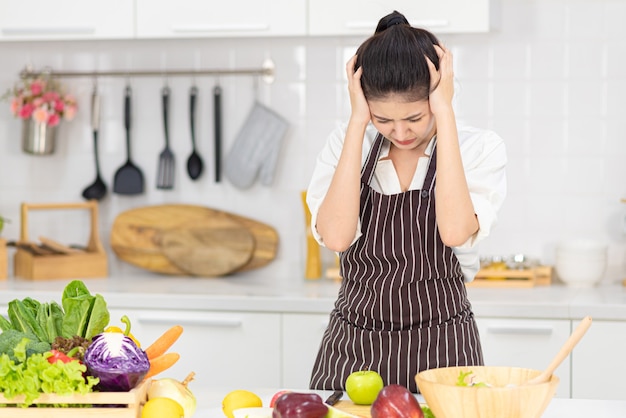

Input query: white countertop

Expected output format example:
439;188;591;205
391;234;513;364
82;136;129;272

193;388;626;418
1;273;625;321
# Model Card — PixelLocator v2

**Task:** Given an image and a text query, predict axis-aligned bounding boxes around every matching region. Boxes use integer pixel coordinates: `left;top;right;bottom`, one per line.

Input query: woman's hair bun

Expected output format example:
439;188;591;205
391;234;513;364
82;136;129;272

375;10;409;34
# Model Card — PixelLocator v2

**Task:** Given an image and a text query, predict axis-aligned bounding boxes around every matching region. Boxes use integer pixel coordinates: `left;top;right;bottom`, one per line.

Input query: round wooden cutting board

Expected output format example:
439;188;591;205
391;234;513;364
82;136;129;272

110;204;278;276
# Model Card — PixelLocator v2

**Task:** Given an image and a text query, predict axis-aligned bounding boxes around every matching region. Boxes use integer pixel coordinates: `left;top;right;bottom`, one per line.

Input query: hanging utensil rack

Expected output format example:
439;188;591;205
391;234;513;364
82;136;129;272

19;58;275;83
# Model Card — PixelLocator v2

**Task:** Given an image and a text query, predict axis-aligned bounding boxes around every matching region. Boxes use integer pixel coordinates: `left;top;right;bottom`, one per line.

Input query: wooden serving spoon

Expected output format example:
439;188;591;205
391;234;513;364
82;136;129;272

526;316;593;385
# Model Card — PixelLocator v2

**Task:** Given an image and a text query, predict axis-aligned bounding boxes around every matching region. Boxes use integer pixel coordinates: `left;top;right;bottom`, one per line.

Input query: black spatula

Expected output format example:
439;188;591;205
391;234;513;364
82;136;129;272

113;85;144;195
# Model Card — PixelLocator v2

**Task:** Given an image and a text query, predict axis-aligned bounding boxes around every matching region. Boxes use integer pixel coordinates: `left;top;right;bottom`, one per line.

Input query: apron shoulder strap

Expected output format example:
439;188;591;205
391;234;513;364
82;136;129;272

361;133;385;185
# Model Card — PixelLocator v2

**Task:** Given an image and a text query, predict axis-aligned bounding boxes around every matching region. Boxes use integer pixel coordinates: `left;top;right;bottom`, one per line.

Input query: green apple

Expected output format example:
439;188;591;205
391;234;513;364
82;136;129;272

345;370;384;405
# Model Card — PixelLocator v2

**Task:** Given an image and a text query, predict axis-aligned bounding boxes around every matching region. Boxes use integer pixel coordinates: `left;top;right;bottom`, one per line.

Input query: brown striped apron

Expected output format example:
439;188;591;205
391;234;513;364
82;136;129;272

309;133;483;393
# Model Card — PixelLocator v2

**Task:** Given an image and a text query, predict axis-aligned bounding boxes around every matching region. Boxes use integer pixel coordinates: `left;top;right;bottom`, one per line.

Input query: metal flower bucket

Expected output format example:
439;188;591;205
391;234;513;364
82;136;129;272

21;119;57;155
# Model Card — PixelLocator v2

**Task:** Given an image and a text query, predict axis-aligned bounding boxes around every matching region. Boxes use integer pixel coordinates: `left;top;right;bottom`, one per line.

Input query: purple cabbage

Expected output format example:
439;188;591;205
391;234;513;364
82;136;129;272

83;332;150;392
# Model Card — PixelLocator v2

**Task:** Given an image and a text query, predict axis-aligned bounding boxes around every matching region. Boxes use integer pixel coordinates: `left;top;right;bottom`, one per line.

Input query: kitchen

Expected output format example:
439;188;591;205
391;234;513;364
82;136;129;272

1;0;626;417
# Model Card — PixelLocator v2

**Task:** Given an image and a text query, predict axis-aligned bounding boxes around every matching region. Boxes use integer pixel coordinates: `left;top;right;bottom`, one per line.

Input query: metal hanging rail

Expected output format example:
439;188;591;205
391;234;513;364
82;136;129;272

19;58;276;84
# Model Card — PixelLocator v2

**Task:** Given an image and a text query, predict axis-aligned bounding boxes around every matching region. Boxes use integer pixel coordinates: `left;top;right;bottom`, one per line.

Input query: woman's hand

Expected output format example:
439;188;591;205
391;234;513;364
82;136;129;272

346;55;371;127
426;45;455;116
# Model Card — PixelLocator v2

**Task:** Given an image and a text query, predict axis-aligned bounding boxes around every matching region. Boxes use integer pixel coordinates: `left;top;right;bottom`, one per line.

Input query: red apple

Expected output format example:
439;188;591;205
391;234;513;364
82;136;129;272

270;390;291;408
345;370;384;405
371;384;423;418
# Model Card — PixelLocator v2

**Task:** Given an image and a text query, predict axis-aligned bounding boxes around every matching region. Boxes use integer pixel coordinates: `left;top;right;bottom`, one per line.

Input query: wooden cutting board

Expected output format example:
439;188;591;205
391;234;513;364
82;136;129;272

332;400;371;417
110;204;278;276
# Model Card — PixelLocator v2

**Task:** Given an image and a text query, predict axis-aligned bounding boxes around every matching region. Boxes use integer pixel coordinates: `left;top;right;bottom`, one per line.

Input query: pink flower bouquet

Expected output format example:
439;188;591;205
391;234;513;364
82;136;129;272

5;76;77;127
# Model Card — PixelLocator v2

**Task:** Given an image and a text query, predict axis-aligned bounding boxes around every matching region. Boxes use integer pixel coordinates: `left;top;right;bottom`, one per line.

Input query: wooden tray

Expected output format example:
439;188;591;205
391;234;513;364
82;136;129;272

0;380;149;418
0;238;7;280
13;201;108;280
466;266;553;288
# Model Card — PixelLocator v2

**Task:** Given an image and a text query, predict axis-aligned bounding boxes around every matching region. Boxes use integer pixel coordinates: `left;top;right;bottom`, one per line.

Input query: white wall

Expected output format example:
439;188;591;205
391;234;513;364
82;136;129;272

1;0;625;282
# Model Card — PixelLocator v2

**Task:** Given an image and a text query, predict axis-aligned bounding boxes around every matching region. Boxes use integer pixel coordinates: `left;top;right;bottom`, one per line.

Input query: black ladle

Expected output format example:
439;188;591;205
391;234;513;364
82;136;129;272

186;86;204;180
82;89;107;200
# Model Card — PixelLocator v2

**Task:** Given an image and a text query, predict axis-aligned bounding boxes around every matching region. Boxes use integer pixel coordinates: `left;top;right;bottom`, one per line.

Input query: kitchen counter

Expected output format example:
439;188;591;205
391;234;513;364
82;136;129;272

1;274;625;321
195;389;626;418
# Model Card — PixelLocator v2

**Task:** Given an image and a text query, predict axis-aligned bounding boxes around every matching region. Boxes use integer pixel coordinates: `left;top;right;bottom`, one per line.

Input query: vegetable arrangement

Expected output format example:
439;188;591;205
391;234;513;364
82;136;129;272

0;280;185;408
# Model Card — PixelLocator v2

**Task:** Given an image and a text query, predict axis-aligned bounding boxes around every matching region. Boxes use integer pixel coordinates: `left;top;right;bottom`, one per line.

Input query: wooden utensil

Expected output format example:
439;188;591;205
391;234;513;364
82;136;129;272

110;204;279;276
38;236;83;254
525;316;592;385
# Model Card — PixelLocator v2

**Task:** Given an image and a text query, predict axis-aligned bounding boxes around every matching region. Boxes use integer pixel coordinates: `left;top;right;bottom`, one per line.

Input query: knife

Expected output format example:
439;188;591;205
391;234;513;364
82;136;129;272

325;390;343;406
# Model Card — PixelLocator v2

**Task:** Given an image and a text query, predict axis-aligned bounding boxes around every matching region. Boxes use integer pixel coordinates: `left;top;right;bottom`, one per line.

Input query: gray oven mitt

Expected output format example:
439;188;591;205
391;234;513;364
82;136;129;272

224;102;289;189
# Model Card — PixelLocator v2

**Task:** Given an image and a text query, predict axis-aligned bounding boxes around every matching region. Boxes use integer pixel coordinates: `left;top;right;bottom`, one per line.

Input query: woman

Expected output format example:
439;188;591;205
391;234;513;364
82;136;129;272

306;11;507;393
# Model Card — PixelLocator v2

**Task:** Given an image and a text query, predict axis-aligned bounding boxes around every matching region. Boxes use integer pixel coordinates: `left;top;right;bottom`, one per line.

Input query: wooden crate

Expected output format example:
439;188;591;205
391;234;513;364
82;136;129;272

0;380;149;418
13;201;108;280
466;265;553;288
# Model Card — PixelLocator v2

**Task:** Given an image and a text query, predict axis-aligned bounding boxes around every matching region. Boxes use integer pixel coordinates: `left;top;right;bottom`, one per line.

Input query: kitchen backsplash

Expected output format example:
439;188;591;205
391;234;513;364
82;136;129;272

1;0;626;282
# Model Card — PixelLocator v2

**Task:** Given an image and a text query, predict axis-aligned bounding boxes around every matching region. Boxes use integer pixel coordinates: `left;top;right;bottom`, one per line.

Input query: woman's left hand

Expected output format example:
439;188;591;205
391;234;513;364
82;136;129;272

426;44;454;115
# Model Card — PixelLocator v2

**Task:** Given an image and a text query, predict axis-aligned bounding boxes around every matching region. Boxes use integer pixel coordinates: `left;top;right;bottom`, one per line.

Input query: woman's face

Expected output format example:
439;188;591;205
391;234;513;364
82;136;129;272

368;95;436;151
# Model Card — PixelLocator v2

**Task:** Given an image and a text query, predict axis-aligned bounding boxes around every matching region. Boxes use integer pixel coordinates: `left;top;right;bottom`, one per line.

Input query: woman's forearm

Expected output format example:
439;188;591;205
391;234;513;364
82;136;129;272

316;120;368;251
434;109;479;247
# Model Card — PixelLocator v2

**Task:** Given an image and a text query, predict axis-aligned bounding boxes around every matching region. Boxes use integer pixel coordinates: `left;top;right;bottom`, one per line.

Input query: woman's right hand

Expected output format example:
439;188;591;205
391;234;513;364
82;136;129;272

346;55;371;127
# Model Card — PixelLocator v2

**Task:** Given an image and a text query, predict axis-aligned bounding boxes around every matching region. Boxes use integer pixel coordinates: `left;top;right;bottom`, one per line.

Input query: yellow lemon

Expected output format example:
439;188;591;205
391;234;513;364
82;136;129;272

142;397;184;418
222;389;263;418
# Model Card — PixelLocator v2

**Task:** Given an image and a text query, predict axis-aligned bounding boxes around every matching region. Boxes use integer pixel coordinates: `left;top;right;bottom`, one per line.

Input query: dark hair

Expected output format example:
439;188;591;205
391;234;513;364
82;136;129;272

355;11;441;102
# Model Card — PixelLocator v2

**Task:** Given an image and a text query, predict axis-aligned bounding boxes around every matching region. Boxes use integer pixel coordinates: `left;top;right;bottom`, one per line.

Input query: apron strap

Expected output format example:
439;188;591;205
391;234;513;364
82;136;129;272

360;133;385;186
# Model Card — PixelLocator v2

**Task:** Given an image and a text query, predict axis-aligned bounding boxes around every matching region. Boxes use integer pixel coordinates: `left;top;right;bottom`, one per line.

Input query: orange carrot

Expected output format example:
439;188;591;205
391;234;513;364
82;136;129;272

144;352;180;380
144;325;183;360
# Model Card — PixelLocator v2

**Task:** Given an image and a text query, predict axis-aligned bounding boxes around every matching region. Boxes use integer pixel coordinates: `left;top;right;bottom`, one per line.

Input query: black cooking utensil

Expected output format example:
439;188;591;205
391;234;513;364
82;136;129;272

81;89;107;201
325;391;343;406
157;85;175;189
214;84;222;182
113;85;144;195
186;86;204;180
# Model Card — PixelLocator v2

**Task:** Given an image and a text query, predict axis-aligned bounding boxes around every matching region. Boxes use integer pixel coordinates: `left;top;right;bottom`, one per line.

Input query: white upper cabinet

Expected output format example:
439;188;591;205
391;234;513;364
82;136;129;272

0;0;134;41
136;0;307;38
308;0;494;36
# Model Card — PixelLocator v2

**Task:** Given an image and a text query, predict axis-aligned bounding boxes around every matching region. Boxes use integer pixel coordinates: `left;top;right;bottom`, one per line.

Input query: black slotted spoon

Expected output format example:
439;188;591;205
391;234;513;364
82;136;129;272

156;85;175;189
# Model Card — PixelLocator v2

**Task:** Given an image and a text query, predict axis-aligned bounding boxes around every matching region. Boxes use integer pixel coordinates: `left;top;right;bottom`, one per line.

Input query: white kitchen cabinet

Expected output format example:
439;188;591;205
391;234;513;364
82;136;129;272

136;0;307;39
475;317;572;398
0;1;134;41
308;0;494;36
281;313;329;389
571;320;626;400
109;309;281;389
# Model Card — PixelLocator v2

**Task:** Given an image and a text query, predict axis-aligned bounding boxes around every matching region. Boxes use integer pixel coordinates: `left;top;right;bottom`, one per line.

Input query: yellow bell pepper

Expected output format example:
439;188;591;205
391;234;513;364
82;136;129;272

105;315;141;347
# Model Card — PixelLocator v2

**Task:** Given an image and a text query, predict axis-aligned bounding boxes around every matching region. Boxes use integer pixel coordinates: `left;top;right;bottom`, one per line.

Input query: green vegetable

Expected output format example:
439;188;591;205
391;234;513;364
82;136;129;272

0;338;98;406
421;405;436;418
0;330;51;362
61;280;110;340
456;370;489;388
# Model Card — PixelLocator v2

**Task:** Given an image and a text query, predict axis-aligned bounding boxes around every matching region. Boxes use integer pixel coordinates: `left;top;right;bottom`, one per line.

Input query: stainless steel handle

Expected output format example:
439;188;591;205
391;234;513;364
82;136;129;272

138;316;243;328
486;326;553;336
2;27;95;36
171;23;269;33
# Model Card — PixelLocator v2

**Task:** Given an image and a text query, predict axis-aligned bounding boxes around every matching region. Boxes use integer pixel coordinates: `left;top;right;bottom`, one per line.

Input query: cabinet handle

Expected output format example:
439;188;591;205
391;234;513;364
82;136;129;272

1;27;96;36
345;19;449;30
486;326;553;336
171;23;270;33
138;316;243;328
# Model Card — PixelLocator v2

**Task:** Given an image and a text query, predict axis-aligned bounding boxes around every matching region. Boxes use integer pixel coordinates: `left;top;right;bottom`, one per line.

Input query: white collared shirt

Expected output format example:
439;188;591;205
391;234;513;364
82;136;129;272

306;122;507;282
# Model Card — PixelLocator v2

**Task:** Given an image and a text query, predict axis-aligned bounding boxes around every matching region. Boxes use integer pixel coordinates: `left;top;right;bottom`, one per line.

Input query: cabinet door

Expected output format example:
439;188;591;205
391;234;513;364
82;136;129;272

308;0;491;36
281;313;329;388
110;309;281;389
136;0;306;38
476;318;572;398
0;1;134;41
571;320;626;400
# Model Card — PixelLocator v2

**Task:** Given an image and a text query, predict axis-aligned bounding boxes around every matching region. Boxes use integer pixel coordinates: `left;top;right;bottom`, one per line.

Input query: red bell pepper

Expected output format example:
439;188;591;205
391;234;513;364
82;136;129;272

47;347;81;365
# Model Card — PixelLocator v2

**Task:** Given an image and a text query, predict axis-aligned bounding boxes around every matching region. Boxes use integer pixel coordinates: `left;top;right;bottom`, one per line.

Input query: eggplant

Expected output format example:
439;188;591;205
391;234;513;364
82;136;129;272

83;332;149;392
